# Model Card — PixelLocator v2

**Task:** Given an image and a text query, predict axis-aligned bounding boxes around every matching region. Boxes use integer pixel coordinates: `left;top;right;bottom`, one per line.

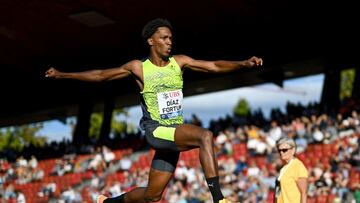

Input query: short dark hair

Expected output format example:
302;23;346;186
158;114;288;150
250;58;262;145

142;18;172;41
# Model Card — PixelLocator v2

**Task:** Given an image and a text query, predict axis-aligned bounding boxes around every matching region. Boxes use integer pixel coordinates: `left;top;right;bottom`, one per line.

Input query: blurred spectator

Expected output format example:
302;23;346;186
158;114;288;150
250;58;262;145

119;154;132;171
295;134;308;153
29;155;38;169
88;147;106;171
102;145;115;167
234;155;248;175
266;121;282;148
275;137;308;203
38;182;57;198
4;183;16;200
312;126;324;143
15;190;26;203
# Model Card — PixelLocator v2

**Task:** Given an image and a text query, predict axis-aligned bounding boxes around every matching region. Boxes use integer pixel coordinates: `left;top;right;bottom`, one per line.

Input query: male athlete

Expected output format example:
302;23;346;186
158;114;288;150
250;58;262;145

45;18;263;203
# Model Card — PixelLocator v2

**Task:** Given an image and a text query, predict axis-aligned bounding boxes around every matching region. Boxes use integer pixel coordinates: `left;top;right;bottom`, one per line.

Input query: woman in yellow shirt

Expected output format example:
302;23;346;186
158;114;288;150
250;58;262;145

275;137;308;203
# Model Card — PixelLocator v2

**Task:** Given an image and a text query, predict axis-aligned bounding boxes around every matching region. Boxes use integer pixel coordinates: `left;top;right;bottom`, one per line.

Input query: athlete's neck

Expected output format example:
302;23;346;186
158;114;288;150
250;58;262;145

149;52;170;67
149;56;170;67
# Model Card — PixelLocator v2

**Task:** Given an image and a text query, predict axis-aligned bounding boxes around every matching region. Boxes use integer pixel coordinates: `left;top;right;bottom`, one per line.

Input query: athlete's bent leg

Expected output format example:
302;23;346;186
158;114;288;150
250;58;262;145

124;168;173;203
174;124;226;203
100;151;178;203
100;169;172;203
174;124;218;177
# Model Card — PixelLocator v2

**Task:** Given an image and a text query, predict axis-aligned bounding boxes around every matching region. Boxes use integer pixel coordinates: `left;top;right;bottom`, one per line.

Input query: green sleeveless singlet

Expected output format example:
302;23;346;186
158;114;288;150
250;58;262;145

141;57;184;125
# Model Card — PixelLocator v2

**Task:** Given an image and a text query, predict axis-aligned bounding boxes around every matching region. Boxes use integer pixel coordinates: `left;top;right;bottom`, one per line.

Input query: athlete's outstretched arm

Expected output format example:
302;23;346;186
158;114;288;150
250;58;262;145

45;60;140;82
174;55;263;73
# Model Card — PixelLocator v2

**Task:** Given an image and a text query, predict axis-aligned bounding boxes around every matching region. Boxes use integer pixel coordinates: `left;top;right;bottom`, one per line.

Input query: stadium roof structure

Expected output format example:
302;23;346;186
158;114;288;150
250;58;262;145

0;0;359;127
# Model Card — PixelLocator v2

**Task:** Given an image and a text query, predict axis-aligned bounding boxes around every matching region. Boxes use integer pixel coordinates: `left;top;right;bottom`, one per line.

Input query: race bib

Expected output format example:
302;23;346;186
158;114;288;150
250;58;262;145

157;90;183;119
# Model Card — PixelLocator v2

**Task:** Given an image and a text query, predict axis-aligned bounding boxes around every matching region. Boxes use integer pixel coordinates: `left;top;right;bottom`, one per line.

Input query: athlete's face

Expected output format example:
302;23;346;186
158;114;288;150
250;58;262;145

148;27;172;58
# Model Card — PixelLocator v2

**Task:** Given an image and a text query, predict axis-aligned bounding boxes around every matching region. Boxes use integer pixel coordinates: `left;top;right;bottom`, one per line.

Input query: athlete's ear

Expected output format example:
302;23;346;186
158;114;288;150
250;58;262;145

147;38;153;46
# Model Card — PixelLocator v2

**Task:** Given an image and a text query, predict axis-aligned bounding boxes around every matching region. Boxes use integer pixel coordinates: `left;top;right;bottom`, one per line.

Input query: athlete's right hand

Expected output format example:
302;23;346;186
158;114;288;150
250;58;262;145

45;67;60;78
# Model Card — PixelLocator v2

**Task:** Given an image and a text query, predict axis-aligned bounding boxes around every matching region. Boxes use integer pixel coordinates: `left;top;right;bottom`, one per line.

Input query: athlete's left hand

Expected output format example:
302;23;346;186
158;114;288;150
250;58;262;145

247;56;263;67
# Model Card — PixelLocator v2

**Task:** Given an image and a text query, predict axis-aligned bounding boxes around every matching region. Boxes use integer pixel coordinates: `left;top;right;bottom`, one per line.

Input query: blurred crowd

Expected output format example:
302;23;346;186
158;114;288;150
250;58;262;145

0;100;360;203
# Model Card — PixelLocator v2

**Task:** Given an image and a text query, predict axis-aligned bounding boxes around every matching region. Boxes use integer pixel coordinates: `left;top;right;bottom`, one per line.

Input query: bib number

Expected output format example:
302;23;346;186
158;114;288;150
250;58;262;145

157;90;183;119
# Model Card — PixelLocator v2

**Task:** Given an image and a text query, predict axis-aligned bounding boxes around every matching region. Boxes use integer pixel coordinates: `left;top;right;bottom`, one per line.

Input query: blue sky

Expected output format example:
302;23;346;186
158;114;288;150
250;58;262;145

38;73;324;142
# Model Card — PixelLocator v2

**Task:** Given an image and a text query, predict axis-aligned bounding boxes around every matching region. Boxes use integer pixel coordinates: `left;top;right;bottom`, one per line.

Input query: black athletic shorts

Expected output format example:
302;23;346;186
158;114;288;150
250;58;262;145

141;119;180;172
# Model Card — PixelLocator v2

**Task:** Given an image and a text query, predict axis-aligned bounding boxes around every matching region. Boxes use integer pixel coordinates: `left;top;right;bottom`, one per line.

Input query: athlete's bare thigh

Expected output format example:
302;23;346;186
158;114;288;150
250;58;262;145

174;124;209;151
